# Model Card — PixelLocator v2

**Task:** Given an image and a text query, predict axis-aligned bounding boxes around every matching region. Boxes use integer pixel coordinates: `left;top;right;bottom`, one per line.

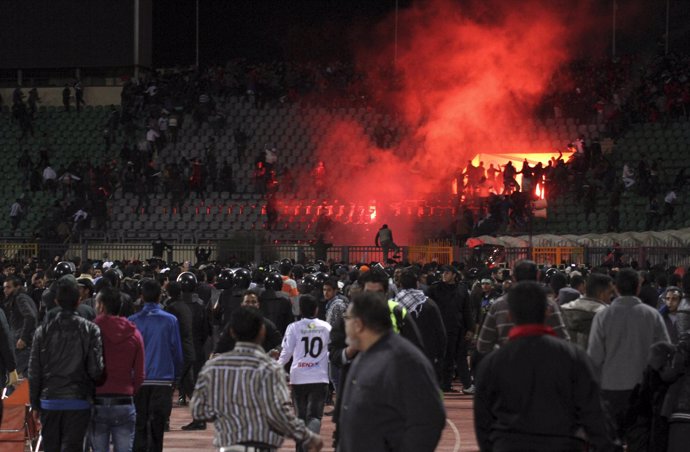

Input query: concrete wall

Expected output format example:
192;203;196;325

1;87;122;108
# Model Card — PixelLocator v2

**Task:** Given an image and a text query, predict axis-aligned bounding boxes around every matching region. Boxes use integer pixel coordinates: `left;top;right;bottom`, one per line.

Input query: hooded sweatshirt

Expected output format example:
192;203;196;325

560;296;607;349
95;314;145;396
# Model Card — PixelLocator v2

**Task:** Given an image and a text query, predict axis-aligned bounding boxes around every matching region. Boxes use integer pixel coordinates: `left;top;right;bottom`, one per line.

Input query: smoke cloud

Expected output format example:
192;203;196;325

306;0;595;245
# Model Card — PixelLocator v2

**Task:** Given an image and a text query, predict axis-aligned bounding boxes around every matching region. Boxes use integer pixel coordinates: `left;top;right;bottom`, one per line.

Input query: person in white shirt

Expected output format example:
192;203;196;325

277;295;331;452
146;128;160;155
9;199;22;231
42;165;57;192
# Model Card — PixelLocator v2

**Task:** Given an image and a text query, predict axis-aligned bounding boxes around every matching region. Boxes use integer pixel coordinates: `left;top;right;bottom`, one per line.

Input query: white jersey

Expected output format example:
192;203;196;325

277;317;331;385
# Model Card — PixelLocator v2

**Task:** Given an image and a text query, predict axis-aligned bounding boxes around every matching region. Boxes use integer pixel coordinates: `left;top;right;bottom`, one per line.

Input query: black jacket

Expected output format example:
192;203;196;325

259;290;293;336
6;290;37;345
0;309;16;387
196;282;213;306
337;332;445;452
216;289;243;328
426;281;474;333
662;337;690;421
182;292;212;359
395;290;447;372
165;298;196;364
40;282;58;321
215;317;282;354
329;303;425;446
28;309;103;410
474;334;619;452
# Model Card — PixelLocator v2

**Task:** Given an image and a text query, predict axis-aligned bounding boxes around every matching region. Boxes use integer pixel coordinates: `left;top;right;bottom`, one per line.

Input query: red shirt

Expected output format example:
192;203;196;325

94;314;145;396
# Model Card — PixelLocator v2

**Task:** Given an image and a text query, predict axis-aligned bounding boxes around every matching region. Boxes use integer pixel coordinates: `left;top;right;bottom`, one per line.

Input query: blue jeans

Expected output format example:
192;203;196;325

90;403;136;452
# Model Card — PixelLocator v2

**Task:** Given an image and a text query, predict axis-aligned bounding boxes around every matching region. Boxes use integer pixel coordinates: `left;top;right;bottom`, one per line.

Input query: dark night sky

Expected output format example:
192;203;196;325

152;0;409;66
151;0;690;68
2;0;688;70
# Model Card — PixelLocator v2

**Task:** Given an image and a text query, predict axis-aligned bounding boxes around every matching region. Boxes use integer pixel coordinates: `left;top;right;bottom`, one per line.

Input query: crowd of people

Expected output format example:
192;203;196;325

6;51;690;241
1;246;690;450
453;137;690;239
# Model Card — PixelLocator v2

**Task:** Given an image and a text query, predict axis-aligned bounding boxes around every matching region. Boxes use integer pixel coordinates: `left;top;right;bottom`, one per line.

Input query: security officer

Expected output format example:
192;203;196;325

178;272;211;430
260;272;294;336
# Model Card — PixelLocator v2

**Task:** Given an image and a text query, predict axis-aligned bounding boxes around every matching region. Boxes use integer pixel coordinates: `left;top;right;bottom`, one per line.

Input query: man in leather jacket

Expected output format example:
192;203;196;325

28;275;104;452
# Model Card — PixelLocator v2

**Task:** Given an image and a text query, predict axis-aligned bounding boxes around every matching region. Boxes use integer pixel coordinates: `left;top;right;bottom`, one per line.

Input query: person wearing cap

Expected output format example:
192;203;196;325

29;275;104;452
426;264;474;393
78;277;97;310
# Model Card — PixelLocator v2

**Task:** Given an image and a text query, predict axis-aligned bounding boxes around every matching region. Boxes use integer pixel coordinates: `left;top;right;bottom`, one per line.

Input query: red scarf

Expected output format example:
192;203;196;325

508;324;556;341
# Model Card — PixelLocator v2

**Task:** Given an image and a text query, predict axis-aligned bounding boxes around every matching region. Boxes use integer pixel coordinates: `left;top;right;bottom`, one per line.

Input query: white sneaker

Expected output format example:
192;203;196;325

462;384;476;395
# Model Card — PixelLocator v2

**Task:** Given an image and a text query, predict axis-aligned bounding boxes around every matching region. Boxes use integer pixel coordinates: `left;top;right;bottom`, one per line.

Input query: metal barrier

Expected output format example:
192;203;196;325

39;243;215;265
0;243;38;262
532;247;585;266
408;244;454;265
6;242;690;268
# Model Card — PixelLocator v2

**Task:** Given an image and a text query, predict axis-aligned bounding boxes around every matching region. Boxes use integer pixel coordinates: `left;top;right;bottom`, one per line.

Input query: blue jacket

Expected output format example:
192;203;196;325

129;303;183;384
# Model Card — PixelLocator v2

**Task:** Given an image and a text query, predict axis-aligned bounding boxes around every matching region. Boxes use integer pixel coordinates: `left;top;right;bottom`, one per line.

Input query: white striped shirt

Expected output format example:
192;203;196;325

191;342;315;448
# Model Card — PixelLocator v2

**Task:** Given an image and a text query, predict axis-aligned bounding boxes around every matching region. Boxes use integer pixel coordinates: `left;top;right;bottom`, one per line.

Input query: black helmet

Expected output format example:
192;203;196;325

314;272;328;289
278;259;293;275
292;264;305;279
233;268;252;290
177;271;197;292
217;268;234;290
543;267;559;284
252;267;267;284
54;261;76;278
264;272;283;291
301;273;318;293
316;260;329;273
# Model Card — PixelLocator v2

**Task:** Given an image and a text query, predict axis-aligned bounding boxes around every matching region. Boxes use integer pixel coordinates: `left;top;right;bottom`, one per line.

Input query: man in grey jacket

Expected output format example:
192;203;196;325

588;268;670;442
561;273;615;349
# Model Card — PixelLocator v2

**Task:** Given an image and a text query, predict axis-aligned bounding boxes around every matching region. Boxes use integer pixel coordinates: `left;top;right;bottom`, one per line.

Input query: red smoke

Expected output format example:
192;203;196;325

306;0;593;245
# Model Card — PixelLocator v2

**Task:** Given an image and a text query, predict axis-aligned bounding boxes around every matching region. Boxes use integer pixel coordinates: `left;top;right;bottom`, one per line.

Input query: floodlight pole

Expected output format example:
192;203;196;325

665;0;670;55
612;0;617;59
394;0;399;68
196;0;200;68
134;0;140;79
